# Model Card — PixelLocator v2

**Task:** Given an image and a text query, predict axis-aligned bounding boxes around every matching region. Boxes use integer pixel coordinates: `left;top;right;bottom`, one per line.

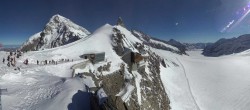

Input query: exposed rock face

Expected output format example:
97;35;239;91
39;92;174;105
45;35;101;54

102;71;125;95
112;28;125;56
101;95;128;110
137;52;171;110
167;39;187;54
203;34;250;57
20;14;90;51
96;51;171;110
19;35;40;52
71;25;171;110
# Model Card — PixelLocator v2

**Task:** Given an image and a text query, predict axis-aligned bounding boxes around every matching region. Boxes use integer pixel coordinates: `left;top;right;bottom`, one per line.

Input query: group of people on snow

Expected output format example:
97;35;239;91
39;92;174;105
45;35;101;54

2;51;23;71
36;58;73;65
37;59;57;65
2;50;75;72
5;52;17;67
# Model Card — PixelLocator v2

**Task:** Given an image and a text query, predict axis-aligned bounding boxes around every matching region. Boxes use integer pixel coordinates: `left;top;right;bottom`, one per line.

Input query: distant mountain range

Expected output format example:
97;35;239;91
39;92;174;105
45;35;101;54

203;34;250;57
0;45;21;52
3;45;21;48
184;43;213;50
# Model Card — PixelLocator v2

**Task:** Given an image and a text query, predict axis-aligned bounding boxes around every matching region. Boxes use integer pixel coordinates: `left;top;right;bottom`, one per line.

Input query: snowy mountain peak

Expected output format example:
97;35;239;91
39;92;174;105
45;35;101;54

20;14;91;51
50;14;67;23
44;14;90;35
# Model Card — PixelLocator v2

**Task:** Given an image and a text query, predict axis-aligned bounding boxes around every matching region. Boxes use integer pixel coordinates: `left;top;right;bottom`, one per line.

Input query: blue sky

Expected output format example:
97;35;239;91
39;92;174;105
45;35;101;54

0;0;250;45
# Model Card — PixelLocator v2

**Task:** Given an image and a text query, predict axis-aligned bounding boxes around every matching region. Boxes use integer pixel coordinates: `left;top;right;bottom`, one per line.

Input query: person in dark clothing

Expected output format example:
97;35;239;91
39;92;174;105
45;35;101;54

15;67;20;71
2;58;5;63
37;60;39;65
7;55;10;62
26;59;29;65
7;62;10;67
24;59;28;65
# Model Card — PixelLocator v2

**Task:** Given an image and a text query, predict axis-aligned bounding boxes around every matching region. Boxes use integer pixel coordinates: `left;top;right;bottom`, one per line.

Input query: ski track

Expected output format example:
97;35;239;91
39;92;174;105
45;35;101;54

176;58;200;110
177;51;250;110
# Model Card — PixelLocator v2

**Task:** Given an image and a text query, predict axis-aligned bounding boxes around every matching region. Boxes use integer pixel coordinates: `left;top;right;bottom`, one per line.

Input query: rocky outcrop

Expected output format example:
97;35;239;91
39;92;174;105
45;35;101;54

101;95;128;110
112;28;126;56
203;34;250;57
137;52;171;110
102;71;125;95
117;17;125;27
20;34;41;51
81;51;170;110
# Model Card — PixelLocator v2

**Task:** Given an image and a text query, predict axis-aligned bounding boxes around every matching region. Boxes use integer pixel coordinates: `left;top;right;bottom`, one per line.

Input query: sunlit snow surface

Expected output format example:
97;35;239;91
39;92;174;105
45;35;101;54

0;24;117;110
0;51;90;110
0;24;138;110
156;49;250;110
3;22;250;110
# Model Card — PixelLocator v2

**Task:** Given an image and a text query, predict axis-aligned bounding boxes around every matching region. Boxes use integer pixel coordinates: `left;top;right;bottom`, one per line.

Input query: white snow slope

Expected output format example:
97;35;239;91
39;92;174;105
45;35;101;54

0;51;90;110
154;48;250;110
0;24;143;110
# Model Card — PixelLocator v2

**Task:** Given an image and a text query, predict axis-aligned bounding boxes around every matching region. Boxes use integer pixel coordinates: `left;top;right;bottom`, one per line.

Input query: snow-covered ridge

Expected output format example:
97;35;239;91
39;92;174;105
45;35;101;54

20;24;126;67
14;22;172;109
131;30;185;54
149;39;178;51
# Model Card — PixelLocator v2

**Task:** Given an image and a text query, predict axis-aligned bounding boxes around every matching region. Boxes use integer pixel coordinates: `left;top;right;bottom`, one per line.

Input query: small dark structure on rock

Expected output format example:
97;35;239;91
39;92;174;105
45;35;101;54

122;51;144;71
80;52;105;64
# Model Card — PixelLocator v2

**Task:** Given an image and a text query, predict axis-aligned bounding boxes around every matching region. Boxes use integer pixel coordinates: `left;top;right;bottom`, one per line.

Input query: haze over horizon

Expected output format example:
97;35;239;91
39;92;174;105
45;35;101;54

1;0;250;45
